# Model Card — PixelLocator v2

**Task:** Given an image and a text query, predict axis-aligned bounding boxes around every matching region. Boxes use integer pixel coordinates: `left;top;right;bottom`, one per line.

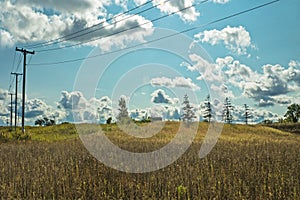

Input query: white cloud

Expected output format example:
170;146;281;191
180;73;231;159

289;60;300;68
212;0;230;4
25;98;66;123
151;89;177;104
189;53;223;82
0;1;153;51
133;0;148;6
0;29;14;48
151;76;200;91
148;105;181;121
153;0;200;22
115;0;129;10
220;57;300;107
233;105;280;124
57;91;113;123
130;108;148;121
13;0;109;23
195;26;252;55
90;14;154;52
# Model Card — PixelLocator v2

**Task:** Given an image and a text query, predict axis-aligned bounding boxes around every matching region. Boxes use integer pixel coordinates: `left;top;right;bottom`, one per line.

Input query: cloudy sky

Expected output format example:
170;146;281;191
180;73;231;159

0;0;299;125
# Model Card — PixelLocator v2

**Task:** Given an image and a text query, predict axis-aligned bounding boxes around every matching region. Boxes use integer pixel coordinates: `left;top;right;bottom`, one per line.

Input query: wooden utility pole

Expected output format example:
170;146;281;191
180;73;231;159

8;93;14;131
16;48;35;134
11;72;22;131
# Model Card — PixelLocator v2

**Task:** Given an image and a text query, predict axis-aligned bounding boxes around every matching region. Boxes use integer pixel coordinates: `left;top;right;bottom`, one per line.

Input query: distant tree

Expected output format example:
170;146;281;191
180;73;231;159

34;119;44;126
203;95;212;122
284;103;300;123
278;118;284;124
244;104;251;125
117;97;129;122
181;94;196;123
34;117;55;126
106;117;112;124
223;97;233;124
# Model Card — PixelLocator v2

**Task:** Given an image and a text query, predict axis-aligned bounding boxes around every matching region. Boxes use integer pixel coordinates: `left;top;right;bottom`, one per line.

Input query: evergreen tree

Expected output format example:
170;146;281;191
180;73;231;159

203;95;212;122
244;104;251;124
117;97;129;121
181;94;196;123
223;97;233;124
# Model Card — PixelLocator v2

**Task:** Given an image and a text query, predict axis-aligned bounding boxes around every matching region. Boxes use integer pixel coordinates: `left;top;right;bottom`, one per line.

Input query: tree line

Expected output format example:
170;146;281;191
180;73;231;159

34;95;300;126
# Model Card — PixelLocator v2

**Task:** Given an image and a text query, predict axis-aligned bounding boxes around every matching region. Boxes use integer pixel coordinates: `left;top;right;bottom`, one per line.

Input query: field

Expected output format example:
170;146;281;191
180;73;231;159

0;122;300;199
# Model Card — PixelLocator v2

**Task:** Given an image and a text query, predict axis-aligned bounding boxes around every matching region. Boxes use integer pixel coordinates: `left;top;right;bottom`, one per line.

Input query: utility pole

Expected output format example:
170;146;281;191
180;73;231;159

11;72;22;131
16;47;35;134
8;93;14;131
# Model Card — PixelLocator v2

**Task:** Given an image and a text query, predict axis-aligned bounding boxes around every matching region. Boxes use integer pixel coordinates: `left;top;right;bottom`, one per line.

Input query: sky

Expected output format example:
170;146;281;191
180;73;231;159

0;0;299;125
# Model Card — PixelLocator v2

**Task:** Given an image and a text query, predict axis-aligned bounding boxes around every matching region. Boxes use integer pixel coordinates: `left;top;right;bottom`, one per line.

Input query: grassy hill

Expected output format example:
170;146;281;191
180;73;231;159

0;122;296;143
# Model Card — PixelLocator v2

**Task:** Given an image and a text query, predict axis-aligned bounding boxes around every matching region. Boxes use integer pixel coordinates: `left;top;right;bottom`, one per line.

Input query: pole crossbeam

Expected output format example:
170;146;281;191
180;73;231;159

15;47;35;134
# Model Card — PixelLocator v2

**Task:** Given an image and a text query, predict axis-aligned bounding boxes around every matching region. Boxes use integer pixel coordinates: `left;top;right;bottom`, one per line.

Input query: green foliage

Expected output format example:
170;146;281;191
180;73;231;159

106;117;112;124
35;117;56;126
284;103;300;123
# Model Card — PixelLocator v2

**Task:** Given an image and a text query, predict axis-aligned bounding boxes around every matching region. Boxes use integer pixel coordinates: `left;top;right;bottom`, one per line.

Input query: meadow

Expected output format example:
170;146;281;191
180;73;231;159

0;122;299;199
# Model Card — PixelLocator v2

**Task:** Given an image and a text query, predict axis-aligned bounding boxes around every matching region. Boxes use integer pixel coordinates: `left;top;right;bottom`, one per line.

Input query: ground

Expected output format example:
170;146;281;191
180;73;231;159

0;122;299;199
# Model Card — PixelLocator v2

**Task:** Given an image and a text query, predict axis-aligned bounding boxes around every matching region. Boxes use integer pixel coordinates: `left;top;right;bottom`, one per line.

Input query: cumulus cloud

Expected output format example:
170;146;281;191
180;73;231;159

188;53;223;82
151;76;200;91
220;57;300;107
232;105;280;124
152;0;200;22
25;98;66;122
88;14;154;52
195;26;252;55
133;0;148;6
211;0;230;4
0;1;153;51
0;89;9;125
57;91;113;123
151;89;177;104
289;60;300;68
148;105;181;121
0;29;15;48
130;108;149;121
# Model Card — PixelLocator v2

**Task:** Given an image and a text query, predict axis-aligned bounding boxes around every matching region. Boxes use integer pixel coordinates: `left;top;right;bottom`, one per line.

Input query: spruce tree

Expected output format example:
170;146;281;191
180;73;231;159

223;97;233;124
203;95;212;122
181;94;196;123
117;97;129;121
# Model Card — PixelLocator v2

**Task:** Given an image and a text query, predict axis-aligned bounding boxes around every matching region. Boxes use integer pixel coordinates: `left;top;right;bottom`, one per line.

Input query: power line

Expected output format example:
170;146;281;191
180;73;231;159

35;0;208;52
33;0;171;51
8;54;22;92
9;51;16;91
24;0;154;49
29;0;280;66
11;72;22;131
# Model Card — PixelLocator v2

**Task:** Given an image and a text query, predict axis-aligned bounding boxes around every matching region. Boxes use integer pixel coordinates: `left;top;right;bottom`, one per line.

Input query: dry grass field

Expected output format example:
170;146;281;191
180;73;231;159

0;122;299;199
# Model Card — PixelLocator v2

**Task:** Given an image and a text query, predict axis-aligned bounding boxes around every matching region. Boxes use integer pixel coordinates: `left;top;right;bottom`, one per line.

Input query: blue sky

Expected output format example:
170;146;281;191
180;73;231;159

0;0;299;125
